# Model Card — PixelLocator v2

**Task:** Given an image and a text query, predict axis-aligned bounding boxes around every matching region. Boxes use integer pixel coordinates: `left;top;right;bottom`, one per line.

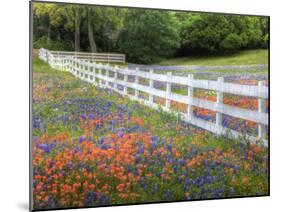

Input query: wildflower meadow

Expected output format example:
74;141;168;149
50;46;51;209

32;58;268;210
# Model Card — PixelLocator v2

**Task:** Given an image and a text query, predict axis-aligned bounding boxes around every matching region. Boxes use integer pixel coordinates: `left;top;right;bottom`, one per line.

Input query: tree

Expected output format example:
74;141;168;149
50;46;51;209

118;9;180;64
178;14;267;54
259;17;269;48
87;7;97;52
33;3;58;43
88;7;126;53
62;5;85;51
33;2;268;59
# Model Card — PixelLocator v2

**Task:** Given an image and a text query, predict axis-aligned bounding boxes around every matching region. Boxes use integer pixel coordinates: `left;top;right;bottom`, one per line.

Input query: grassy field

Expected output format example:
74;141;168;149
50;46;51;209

32;56;268;210
159;49;268;66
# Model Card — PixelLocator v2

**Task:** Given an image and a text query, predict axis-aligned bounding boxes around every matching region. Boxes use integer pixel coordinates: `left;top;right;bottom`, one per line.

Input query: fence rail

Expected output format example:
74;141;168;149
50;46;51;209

39;48;126;64
38;49;269;147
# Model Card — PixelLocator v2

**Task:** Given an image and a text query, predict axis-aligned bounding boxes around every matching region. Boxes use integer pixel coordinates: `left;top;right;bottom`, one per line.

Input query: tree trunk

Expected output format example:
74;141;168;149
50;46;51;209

74;7;80;52
88;7;97;52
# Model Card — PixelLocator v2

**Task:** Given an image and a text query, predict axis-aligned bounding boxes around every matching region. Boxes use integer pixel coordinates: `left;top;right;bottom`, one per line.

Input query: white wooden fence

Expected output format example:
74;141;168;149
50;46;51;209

39;48;126;64
39;49;269;147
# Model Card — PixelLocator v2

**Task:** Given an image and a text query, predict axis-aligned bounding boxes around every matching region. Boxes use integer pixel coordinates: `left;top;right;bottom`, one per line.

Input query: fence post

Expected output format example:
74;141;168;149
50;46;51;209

58;57;60;70
77;60;80;77
84;60;87;72
72;58;74;72
84;60;87;81
62;58;64;71
97;65;101;86
75;58;78;75
135;68;139;98
52;54;55;68
166;72;172;109
94;62;97;85
106;64;110;87
80;59;83;74
84;61;88;81
187;74;194;120
114;66;118;90
124;68;128;94
91;62;95;84
56;56;58;69
46;50;48;63
216;77;224;132
149;69;154;104
80;60;83;78
74;58;76;73
60;57;63;71
62;57;64;71
83;60;86;79
70;58;72;72
51;54;53;68
258;81;266;139
73;58;75;74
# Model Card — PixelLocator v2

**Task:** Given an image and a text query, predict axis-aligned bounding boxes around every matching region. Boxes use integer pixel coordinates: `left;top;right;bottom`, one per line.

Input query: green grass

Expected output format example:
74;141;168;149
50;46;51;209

159;49;268;66
156;68;268;77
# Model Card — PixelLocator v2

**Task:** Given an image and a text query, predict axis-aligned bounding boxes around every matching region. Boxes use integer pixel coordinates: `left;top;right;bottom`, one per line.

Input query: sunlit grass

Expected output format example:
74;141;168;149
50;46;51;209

159;49;268;66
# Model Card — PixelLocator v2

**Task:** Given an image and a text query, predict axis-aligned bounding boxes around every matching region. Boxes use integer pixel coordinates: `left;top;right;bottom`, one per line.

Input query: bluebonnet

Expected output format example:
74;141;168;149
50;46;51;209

86;193;92;206
79;136;87;143
37;143;54;153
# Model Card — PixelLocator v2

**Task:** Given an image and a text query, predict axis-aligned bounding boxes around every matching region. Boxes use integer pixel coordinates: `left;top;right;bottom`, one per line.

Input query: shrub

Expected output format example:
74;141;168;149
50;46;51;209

33;36;72;51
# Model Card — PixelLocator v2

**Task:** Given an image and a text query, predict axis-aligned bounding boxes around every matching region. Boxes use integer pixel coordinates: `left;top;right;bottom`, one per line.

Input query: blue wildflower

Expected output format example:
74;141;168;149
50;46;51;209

81;114;87;120
37;143;53;154
79;136;87;143
86;193;92;206
117;130;124;138
205;159;209;166
153;183;159;193
93;192;98;202
89;114;95;120
99;192;105;205
167;144;173;152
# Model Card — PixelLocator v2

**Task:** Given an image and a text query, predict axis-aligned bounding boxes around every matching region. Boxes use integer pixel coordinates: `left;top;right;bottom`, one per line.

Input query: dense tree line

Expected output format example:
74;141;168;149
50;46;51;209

33;2;269;64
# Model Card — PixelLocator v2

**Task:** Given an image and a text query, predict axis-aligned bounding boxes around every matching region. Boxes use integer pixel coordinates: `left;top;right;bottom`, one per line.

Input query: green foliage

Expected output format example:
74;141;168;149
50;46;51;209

32;2;269;64
118;10;180;64
33;36;72;51
33;2;125;52
220;33;245;53
178;14;268;55
87;7;126;52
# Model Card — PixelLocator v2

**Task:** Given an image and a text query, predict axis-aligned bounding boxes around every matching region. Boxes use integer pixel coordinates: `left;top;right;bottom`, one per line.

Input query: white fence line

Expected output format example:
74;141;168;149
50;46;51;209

39;48;126;64
39;49;269;147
